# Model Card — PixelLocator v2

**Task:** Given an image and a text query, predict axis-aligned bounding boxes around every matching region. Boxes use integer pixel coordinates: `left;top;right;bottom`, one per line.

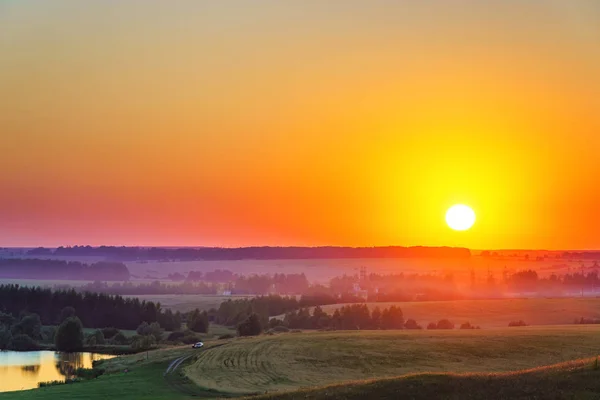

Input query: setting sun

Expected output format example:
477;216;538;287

446;205;476;231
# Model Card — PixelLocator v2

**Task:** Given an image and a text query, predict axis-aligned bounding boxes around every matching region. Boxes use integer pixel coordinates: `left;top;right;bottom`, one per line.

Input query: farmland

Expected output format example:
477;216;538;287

183;327;600;396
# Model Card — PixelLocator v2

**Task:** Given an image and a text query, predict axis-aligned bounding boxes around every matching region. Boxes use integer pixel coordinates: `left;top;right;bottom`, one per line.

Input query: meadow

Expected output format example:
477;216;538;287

273;297;600;328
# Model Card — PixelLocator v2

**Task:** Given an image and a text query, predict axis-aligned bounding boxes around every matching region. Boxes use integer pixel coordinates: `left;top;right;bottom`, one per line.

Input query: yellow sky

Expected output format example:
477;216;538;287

1;1;599;248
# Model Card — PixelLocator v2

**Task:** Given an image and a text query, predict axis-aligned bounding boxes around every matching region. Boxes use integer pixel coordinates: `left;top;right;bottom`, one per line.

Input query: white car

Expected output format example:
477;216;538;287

192;342;204;349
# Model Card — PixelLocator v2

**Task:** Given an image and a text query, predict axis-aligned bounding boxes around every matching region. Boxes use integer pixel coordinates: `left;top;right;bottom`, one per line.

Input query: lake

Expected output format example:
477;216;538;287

0;351;114;393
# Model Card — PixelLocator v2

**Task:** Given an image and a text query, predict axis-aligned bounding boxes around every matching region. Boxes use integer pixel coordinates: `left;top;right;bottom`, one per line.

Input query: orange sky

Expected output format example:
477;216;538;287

1;1;599;249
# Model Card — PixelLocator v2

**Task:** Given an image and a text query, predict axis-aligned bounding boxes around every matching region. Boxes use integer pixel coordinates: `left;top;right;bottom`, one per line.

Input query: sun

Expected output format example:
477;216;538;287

445;204;476;231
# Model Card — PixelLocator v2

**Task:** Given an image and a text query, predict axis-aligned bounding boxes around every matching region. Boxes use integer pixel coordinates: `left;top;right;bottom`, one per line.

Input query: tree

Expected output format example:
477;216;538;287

371;307;382;329
12;314;42;339
381;306;404;329
0;312;15;328
404;319;422;330
132;334;156;350
436;319;455;330
187;309;209;333
10;334;37;351
137;321;163;343
59;306;76;323
0;326;12;350
55;317;84;352
237;313;263;337
427;322;437;330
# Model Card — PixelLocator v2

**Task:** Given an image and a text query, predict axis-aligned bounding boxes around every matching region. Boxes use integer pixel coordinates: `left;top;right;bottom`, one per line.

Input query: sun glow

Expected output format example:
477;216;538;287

446;205;476;231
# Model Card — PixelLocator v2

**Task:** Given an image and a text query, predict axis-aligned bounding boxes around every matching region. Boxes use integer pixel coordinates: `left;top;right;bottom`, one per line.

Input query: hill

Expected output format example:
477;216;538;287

183;327;600;396
252;358;600;400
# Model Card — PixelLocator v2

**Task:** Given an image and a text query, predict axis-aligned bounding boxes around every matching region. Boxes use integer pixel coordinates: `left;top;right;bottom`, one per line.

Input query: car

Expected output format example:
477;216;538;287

192;342;204;349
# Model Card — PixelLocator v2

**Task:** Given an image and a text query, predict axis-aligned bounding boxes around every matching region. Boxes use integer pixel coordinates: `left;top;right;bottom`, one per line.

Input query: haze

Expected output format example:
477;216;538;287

1;1;599;249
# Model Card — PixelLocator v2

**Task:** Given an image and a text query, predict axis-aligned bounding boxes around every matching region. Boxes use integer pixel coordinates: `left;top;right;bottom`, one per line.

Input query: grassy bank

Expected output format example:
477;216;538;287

252;358;600;400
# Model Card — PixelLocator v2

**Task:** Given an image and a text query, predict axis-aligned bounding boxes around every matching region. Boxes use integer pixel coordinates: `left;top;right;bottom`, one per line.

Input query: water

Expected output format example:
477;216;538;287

0;351;114;393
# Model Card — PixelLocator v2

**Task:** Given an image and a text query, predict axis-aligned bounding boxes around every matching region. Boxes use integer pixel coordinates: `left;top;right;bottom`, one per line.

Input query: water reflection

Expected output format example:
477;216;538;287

0;351;114;393
21;365;40;376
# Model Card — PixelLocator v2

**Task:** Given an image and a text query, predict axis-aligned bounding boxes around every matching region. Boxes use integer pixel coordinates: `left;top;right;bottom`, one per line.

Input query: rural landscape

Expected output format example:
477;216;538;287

2;1;600;399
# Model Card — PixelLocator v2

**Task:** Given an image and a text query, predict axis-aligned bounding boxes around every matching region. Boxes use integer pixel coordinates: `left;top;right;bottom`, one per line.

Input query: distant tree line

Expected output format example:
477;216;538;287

27;245;471;261
0;259;130;281
0;285;181;330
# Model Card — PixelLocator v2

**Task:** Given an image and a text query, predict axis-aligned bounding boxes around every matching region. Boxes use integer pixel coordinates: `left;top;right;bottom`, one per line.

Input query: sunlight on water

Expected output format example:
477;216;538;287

0;351;114;393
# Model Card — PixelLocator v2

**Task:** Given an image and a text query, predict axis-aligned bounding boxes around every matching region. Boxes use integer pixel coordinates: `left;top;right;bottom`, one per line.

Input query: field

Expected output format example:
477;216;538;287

273;297;600;328
124;294;255;313
255;358;600;400
183;326;600;396
4;326;600;399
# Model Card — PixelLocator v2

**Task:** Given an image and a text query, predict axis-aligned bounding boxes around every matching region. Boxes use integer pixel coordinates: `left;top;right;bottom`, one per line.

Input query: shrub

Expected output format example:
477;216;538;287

136;322;163;343
101;327;119;339
75;368;104;380
460;322;474;329
436;319;455;330
167;331;186;342
111;332;128;345
55;317;84;352
10;334;38;351
508;320;528;327
218;334;235;340
427;322;437;330
11;314;42;340
181;334;201;344
271;326;290;333
404;319;422;330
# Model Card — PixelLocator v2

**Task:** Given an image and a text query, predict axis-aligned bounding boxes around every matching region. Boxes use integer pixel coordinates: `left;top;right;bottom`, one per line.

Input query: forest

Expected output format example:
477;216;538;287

0;259;130;281
0;285;181;330
27;245;471;260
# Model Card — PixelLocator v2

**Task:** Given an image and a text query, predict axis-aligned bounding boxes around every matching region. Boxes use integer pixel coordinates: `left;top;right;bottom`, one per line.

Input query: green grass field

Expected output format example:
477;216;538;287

272;298;600;328
124;294;256;313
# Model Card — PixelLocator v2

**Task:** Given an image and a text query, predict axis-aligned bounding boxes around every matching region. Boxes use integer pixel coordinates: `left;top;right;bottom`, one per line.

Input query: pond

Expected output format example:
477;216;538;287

0;351;114;393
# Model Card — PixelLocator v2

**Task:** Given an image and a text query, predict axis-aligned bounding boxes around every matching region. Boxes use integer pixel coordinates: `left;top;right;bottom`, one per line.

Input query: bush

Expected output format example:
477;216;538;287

436;319;455;330
55;317;84;352
101;327;119;339
270;326;290;333
167;331;186;342
218;334;235;340
75;368;104;380
460;322;473;329
132;334;156;350
426;322;437;330
508;320;528;327
11;314;42;340
237;313;263;337
10;334;38;351
136;321;163;343
111;332;129;345
404;319;422;330
181;334;201;344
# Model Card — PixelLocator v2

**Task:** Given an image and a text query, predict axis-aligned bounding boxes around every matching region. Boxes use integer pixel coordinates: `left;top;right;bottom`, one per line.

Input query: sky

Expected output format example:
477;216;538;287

1;1;599;249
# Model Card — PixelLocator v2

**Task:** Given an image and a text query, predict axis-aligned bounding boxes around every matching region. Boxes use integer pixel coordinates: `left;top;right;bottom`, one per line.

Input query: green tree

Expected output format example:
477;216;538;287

12;314;42;339
187;309;209;333
0;326;12;350
55;317;84;352
371;307;382;329
58;306;76;323
132;334;156;350
136;321;163;343
237;313;263;337
10;334;38;351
